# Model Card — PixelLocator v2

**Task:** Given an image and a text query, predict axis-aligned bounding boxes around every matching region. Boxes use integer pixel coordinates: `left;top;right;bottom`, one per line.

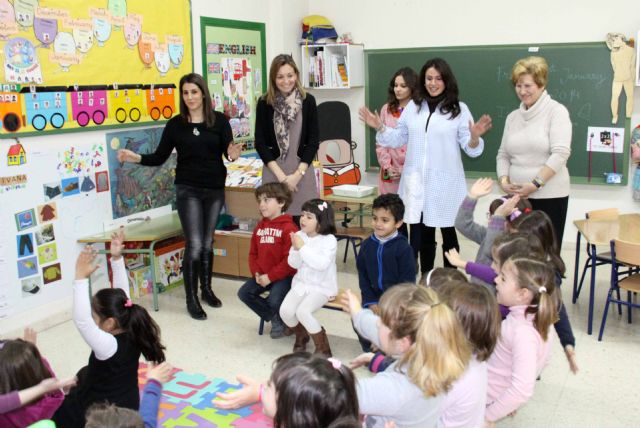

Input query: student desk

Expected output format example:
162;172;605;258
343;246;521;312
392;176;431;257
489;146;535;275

78;212;183;312
324;188;378;227
78;211;253;312
572;213;640;334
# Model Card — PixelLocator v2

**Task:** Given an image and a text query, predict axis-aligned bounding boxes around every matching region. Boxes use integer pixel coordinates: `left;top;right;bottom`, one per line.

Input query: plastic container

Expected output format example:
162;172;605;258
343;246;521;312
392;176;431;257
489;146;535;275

331;184;375;198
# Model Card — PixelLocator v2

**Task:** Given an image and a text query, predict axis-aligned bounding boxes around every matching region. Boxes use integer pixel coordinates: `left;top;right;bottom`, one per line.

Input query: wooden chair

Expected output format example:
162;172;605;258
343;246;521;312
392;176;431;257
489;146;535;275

598;239;640;341
335;226;373;263
573;208;619;304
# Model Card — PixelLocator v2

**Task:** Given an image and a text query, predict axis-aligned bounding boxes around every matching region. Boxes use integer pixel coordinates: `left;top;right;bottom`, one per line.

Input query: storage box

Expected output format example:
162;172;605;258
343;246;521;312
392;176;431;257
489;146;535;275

331;184;375;198
127;262;153;298
154;240;185;293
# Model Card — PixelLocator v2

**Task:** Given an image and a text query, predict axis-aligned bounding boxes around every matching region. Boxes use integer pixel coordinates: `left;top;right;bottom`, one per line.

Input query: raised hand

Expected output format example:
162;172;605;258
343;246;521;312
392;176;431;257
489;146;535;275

358;106;383;130
444;248;467;269
493;194;520;218
215;374;260;409
469;177;494;199
23;327;37;344
75;245;99;280
110;226;126;260
340;289;363;317
469;114;492;140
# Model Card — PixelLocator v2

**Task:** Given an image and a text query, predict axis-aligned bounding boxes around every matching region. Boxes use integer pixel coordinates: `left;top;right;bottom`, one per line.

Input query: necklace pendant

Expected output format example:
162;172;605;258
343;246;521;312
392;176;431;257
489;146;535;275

193;127;200;136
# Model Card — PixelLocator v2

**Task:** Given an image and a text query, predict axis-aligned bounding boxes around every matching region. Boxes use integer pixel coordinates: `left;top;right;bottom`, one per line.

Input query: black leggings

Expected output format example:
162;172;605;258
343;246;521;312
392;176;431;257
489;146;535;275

175;184;225;265
409;222;459;274
529;196;569;245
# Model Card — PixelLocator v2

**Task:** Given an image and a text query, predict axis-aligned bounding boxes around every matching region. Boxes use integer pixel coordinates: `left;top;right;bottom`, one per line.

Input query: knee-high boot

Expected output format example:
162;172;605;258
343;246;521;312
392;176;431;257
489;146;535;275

420;242;437;274
184;259;207;320
200;250;222;308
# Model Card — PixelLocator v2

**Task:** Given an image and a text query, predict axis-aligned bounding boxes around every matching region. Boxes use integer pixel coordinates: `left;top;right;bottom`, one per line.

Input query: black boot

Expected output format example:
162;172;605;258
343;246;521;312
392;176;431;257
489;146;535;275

184;259;207;320
200;250;222;308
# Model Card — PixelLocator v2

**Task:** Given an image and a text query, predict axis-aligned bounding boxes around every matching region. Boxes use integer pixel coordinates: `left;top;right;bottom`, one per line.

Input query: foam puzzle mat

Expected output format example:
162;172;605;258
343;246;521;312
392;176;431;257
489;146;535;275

138;363;273;427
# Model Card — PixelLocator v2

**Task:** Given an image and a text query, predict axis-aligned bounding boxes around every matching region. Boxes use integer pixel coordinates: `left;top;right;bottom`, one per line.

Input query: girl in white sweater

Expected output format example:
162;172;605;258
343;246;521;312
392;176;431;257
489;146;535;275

280;199;337;357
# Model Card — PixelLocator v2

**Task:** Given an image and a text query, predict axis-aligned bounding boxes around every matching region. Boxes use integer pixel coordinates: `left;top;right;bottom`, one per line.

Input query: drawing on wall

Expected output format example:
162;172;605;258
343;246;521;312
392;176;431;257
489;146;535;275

15;208;36;231
35;224;55;246
37;242;58;265
61;176;80;196
106;127;176;219
605;32;635;124
17;256;38;278
43;181;62;200
96;170;109;192
17;233;34;257
37;202;58;223
42;262;62;284
7;141;26;165
587;127;625;153
21;276;42;295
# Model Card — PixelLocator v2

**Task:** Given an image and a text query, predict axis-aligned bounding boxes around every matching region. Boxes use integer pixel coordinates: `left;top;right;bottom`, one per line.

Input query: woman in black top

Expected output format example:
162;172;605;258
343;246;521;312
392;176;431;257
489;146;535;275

254;54;319;225
118;73;242;320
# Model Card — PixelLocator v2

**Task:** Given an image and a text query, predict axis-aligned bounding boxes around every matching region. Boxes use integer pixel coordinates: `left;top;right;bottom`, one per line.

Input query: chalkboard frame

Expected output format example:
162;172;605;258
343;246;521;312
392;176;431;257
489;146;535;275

364;42;631;186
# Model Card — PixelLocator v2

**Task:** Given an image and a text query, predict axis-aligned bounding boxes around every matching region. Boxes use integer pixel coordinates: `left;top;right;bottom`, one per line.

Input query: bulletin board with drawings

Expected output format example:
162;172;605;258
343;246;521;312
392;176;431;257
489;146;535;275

0;0;192;138
200;17;267;150
0;133;117;322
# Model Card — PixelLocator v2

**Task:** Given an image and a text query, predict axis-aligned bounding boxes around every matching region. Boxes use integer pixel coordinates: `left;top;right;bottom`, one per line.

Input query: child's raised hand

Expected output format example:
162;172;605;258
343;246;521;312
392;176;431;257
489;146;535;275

349;352;375;369
147;361;174;383
564;345;579;374
340;289;363;317
23;327;37;344
290;232;304;250
110;226;125;260
75;245;99;280
469;177;494;199
444;248;467;269
214;374;260;409
493;194;520;218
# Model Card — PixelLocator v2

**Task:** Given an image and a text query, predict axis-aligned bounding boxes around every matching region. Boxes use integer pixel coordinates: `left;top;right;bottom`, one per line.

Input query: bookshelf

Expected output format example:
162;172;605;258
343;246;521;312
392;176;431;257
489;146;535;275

301;44;364;89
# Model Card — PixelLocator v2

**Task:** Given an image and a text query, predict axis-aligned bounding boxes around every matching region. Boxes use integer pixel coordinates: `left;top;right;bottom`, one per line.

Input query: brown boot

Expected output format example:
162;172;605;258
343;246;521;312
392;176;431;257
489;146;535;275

310;327;332;358
292;323;310;352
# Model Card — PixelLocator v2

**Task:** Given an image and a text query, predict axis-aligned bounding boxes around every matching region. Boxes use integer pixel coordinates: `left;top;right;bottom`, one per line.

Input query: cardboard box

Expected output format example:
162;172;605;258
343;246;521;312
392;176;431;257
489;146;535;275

127;262;153;298
154;240;185;293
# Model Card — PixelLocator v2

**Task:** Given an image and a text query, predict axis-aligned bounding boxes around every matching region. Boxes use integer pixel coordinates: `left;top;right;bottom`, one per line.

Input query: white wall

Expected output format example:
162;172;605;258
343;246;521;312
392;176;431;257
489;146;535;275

307;0;640;246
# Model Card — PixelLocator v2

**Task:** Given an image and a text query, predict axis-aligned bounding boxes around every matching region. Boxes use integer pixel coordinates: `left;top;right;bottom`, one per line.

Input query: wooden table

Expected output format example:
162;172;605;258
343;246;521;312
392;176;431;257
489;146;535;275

78;212;183;312
572;213;640;334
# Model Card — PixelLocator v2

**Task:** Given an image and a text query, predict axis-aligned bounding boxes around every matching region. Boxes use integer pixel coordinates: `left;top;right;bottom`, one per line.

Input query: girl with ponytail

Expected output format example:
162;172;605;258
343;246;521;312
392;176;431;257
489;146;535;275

53;228;165;428
485;254;558;425
343;284;470;427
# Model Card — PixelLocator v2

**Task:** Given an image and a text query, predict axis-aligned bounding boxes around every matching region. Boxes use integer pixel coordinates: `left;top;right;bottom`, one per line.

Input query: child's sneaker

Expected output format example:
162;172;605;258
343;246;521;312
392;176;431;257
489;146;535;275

270;315;286;339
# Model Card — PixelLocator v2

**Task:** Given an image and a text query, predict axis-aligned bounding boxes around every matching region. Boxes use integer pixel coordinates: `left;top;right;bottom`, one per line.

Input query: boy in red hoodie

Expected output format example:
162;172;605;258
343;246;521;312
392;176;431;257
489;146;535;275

237;182;298;338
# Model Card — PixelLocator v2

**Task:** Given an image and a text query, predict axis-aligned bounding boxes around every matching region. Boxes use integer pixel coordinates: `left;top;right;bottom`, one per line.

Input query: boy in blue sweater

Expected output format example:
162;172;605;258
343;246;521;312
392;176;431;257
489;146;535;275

355;193;416;350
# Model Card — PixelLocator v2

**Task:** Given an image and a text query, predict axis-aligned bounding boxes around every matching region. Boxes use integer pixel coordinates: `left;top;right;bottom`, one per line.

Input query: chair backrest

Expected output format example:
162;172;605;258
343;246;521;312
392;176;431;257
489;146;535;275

317;101;351;142
586;208;619;220
611;239;640;266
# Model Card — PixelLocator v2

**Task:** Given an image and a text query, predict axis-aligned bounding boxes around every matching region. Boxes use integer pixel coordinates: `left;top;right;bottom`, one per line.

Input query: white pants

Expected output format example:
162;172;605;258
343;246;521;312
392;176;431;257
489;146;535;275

279;289;329;334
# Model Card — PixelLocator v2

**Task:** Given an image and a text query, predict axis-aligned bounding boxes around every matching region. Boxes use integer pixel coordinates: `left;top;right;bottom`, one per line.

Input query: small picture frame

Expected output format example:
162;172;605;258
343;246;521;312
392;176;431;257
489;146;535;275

605;172;623;184
15;208;37;231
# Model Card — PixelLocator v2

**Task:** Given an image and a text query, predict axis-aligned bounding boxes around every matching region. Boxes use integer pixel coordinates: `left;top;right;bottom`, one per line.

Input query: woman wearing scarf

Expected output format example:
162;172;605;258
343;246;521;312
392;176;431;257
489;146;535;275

255;54;320;226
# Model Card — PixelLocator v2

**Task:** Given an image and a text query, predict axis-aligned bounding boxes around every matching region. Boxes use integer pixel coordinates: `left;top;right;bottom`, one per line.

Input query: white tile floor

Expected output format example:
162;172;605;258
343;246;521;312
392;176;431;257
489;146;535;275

10;236;640;427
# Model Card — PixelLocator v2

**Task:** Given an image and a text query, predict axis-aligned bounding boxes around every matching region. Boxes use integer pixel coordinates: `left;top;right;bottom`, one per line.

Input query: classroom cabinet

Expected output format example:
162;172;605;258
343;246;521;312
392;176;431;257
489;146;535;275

301;44;364;89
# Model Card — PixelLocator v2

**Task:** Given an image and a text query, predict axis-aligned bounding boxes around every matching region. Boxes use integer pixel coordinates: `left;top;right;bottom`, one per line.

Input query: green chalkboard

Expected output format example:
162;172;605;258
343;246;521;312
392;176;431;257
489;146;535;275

364;42;631;185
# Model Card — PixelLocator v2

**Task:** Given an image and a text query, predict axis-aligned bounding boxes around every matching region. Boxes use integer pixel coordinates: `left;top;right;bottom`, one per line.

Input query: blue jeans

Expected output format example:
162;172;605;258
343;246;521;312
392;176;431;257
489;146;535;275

175;184;225;265
237;276;292;321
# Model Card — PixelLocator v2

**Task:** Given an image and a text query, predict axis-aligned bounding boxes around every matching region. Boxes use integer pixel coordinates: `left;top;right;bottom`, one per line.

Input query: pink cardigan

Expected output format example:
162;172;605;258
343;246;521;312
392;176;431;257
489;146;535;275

375;103;407;195
485;305;552;422
0;358;64;428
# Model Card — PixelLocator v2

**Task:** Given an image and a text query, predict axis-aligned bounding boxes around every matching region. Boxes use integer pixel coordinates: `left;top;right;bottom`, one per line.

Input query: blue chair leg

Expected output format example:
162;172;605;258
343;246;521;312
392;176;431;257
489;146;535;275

616;288;623;315
628;291;633;324
576;261;590;302
342;238;349;263
572;232;581;303
351;238;359;259
258;318;265;335
598;290;614;341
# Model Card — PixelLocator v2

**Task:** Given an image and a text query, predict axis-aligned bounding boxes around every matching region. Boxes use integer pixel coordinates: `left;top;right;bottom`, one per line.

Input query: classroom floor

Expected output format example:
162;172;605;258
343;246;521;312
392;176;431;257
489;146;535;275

25;236;640;427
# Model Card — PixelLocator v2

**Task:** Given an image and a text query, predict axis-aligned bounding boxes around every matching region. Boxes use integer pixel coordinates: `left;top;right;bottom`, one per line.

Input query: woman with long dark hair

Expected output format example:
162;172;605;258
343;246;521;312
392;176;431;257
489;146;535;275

360;58;492;274
118;73;242;320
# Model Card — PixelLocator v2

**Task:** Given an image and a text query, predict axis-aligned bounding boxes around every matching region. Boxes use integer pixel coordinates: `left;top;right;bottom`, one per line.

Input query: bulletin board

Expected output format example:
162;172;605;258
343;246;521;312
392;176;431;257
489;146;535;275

0;0;193;138
200;17;266;150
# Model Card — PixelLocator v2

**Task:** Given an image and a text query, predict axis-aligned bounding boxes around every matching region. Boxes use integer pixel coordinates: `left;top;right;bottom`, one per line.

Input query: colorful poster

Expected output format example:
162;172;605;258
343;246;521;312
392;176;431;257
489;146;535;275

106;127;176;219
